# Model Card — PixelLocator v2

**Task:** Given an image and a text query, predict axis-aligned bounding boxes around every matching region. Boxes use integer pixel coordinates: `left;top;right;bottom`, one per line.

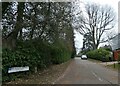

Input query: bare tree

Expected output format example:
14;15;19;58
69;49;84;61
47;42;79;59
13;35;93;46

74;3;116;49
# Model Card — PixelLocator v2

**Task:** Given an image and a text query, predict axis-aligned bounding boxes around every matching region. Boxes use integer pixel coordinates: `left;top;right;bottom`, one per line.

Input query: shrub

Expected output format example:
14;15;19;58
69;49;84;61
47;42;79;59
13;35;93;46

86;48;110;61
2;40;72;82
50;43;71;64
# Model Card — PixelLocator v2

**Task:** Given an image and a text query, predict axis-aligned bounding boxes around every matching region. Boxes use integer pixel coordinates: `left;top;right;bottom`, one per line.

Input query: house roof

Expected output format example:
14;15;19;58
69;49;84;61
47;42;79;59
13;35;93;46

110;33;120;50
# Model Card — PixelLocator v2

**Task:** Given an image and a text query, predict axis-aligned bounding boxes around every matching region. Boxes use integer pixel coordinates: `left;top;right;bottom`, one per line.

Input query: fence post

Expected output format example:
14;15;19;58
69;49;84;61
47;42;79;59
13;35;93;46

114;63;115;68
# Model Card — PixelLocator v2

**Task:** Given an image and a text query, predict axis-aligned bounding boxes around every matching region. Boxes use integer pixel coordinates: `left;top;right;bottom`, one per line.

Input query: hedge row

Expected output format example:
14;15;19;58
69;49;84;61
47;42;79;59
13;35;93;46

2;40;73;82
86;48;111;61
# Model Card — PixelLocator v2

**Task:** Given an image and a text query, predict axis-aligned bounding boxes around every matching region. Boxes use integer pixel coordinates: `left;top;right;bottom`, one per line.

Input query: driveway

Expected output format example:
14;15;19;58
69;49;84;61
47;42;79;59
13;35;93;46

54;57;118;84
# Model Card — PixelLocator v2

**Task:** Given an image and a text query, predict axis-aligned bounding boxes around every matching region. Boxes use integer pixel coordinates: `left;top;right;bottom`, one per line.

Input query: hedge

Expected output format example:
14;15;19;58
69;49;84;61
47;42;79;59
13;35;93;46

2;40;73;82
86;48;110;61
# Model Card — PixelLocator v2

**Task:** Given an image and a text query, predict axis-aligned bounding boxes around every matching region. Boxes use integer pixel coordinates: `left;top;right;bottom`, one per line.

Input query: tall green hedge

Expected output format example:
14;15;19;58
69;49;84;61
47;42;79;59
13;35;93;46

51;45;71;64
2;40;72;82
86;48;110;61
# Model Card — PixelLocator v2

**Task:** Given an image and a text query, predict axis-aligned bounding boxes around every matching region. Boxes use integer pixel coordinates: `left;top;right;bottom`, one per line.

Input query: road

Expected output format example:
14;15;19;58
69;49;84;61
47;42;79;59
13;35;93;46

54;57;118;84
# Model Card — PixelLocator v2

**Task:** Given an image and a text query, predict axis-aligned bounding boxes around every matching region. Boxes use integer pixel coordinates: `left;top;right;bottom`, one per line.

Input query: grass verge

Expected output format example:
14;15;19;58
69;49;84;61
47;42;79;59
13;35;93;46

106;63;120;71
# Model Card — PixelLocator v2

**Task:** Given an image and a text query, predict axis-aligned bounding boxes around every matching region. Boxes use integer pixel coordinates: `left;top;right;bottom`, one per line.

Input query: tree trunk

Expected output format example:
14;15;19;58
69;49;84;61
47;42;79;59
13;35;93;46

30;28;34;40
19;29;23;41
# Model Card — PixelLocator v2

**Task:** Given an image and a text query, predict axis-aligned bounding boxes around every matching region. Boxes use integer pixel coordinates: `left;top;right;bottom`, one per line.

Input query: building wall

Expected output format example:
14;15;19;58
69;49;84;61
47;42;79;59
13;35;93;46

113;50;120;60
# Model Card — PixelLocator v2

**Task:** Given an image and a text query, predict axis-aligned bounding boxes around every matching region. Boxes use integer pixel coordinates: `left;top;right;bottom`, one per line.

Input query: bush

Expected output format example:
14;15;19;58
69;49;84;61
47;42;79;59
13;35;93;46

86;48;110;61
50;43;71;64
2;48;43;81
2;40;72;82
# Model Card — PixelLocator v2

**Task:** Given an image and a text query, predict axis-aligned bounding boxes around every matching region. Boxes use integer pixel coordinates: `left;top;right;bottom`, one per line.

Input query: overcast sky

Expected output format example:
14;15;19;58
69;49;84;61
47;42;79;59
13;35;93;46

74;0;120;54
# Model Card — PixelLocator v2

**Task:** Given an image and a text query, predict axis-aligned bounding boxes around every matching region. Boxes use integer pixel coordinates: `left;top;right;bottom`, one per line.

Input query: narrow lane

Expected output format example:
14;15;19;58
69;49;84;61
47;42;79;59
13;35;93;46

55;57;118;84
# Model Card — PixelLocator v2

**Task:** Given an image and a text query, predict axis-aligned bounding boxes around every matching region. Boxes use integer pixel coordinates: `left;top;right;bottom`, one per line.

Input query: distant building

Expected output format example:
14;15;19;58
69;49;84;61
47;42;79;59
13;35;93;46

110;33;120;60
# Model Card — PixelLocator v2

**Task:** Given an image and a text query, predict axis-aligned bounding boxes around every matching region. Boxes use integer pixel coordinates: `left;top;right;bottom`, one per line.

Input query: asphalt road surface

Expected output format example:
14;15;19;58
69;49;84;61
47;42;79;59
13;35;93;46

55;57;118;84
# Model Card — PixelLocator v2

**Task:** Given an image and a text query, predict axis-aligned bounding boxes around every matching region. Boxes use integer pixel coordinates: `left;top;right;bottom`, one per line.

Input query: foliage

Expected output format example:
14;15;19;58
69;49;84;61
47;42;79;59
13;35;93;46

2;2;76;82
2;39;74;82
103;47;112;51
82;32;93;52
51;43;71;64
86;48;110;61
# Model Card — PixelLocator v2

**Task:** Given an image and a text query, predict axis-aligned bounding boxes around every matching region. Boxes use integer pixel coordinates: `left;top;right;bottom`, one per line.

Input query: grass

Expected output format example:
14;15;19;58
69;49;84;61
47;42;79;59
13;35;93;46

88;58;120;71
107;63;120;70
